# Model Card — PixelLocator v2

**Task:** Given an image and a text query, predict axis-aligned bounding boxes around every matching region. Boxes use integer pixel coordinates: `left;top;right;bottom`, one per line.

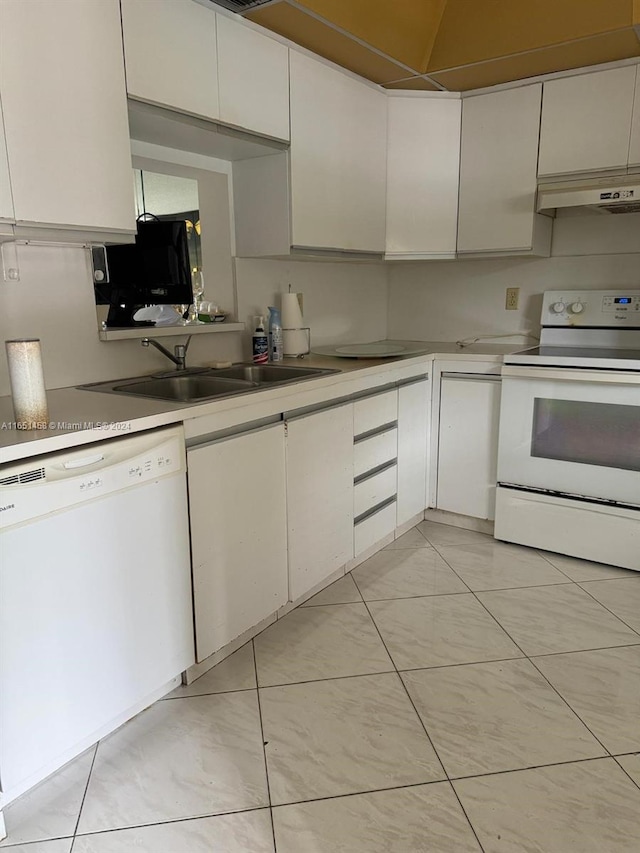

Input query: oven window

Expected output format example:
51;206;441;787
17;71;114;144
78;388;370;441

532;398;640;472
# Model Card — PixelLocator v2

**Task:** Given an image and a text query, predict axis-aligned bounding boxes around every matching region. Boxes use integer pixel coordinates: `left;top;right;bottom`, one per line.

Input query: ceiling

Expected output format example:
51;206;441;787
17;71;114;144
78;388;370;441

224;0;640;91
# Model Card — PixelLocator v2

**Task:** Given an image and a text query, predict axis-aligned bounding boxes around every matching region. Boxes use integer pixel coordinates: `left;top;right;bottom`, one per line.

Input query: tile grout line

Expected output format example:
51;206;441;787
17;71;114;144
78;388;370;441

612;756;640;793
350;570;487;853
573;583;640;638
68;743;100;851
252;639;278;853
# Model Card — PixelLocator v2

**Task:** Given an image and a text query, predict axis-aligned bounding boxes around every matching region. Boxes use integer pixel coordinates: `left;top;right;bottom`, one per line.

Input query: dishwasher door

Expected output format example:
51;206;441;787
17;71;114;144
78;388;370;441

0;426;194;806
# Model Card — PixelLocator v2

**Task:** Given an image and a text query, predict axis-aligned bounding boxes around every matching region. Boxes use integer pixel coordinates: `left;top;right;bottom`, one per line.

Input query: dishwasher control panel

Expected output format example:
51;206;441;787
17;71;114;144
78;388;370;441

0;426;185;530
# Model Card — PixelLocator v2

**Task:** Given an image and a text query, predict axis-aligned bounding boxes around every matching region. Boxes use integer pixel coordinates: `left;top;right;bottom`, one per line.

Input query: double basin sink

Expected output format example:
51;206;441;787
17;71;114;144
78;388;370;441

80;363;340;403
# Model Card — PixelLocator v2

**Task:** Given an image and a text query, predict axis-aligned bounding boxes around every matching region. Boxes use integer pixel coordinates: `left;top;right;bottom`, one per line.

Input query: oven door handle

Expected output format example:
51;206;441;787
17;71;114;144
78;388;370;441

502;365;640;385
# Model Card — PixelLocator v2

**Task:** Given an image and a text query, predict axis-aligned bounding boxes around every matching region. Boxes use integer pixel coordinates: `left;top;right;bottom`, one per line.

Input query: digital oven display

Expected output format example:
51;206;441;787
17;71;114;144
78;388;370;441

615;297;632;304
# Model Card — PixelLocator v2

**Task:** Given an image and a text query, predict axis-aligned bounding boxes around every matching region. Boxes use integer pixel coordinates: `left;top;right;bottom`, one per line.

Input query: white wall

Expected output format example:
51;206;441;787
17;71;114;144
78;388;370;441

234;258;388;359
0;247;388;396
388;212;640;343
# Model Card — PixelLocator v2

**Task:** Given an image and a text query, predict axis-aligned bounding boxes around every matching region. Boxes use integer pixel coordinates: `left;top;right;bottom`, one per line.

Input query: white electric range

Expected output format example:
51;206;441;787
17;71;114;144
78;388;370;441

495;289;640;571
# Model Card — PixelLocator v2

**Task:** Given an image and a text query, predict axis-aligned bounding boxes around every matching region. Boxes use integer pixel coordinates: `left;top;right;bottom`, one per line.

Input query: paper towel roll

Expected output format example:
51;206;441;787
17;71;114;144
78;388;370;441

281;293;304;329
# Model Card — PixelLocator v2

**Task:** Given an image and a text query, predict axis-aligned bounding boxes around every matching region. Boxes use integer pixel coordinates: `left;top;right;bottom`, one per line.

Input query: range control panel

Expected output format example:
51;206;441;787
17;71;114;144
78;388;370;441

541;290;640;327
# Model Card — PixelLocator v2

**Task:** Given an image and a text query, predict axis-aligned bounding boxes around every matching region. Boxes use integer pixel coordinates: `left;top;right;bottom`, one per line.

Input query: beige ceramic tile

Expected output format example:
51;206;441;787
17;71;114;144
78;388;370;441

253;603;392;687
167;643;256;698
73;810;274;852
383;527;432;550
273;783;480;853
368;593;522;670
617;753;640;785
259;673;445;805
77;693;268;834
579;577;640;633
534;646;640;755
352;547;468;600
539;550;640;582
5;843;72;853
0;748;95;847
436;540;567;591
455;759;640;852
418;521;491;548
477;583;640;656
301;574;362;606
402;659;605;778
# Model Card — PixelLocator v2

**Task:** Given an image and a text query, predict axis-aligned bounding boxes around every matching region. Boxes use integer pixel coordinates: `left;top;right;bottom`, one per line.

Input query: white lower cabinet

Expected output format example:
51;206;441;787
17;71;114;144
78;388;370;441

286;403;354;601
188;422;288;663
436;373;502;520
397;377;430;526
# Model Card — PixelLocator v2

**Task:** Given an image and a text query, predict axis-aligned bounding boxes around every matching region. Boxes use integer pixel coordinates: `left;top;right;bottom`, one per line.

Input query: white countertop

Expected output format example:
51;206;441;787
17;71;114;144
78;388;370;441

0;343;517;464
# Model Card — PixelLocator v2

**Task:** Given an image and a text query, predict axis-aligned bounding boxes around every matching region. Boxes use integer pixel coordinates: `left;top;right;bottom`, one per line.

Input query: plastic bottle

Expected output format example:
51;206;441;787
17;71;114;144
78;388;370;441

252;316;269;364
268;306;284;362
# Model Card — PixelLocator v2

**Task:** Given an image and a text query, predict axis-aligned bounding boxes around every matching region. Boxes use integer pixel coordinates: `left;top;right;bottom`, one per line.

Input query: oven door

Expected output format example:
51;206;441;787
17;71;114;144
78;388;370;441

498;365;640;506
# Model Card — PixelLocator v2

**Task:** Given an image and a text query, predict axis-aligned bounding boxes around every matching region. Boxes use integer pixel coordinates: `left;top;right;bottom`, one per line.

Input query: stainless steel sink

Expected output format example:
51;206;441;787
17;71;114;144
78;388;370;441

110;375;252;402
210;364;335;384
78;363;340;403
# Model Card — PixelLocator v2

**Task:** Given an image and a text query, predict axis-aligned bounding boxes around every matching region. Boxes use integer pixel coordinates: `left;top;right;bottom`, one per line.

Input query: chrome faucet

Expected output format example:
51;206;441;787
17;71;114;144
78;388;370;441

141;336;192;371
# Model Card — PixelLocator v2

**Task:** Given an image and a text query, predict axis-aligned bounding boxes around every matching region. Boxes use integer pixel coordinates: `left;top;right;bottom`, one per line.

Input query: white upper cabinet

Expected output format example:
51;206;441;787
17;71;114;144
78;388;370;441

289;51;387;253
0;0;135;235
457;84;551;257
217;14;289;141
121;0;219;120
0;94;14;226
386;96;460;259
539;66;637;178
628;65;640;170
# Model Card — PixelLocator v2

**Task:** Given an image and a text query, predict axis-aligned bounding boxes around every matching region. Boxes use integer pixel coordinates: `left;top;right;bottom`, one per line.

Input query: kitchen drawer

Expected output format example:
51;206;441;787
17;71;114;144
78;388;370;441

354;499;397;556
354;464;397;518
354;427;397;478
354;389;398;437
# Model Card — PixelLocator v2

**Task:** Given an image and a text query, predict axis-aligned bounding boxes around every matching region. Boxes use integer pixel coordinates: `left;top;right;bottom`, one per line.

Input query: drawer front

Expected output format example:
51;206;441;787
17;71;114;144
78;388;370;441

353;427;397;478
354;389;398;437
354;500;397;556
354;465;397;519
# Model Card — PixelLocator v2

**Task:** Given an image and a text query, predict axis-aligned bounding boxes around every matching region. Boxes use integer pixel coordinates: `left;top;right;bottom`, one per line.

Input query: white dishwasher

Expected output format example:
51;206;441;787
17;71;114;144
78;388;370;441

0;425;195;810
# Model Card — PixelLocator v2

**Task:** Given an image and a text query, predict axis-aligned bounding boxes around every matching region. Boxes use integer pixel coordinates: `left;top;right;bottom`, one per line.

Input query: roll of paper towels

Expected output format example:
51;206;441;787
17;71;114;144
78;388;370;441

281;293;308;355
281;293;304;328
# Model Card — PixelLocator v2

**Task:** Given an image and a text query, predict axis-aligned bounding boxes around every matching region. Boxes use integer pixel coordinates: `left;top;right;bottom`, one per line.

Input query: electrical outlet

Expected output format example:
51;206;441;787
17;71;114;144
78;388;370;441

506;287;519;310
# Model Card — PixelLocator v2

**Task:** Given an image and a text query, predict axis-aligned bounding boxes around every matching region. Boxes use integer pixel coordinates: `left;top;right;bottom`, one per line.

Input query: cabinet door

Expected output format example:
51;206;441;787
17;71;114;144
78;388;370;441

386;97;460;258
397;378;430;526
457;85;545;255
0;94;14;223
188;424;288;663
629;66;640;170
217;14;289;141
286;404;354;601
0;0;135;232
290;51;387;253
437;375;501;520
121;0;219;120
539;66;637;177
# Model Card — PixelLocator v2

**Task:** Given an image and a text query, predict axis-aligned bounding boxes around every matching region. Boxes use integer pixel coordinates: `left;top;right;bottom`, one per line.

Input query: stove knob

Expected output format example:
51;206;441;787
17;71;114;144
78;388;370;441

568;301;584;314
550;301;565;314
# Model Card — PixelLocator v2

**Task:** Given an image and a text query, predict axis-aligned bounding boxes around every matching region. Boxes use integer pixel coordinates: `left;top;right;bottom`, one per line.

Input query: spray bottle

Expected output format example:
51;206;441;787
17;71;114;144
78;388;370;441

268;306;284;362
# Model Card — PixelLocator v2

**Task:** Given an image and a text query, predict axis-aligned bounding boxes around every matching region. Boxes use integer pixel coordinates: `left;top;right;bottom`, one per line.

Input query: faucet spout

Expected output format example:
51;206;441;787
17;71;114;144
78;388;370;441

141;336;192;371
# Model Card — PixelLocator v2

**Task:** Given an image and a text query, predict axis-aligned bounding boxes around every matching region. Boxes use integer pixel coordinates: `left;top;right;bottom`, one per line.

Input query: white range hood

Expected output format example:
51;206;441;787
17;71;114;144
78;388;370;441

537;175;640;215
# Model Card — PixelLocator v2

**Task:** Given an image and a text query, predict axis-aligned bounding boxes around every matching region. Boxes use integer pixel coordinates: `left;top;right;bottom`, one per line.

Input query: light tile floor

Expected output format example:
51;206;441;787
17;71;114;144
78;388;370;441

3;522;640;852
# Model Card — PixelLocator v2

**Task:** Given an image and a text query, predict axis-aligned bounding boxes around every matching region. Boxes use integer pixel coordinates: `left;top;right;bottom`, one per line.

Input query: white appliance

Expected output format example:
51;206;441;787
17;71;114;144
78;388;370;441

0;425;195;809
537;175;640;215
495;290;640;571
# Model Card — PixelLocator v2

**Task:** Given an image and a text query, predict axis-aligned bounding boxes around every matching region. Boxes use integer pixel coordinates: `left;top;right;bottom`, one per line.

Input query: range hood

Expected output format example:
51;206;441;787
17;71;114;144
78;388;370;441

537;175;640;214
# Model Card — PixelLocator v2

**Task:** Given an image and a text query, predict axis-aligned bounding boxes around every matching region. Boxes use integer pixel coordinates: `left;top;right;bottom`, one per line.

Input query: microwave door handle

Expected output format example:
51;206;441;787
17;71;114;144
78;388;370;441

502;366;640;385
